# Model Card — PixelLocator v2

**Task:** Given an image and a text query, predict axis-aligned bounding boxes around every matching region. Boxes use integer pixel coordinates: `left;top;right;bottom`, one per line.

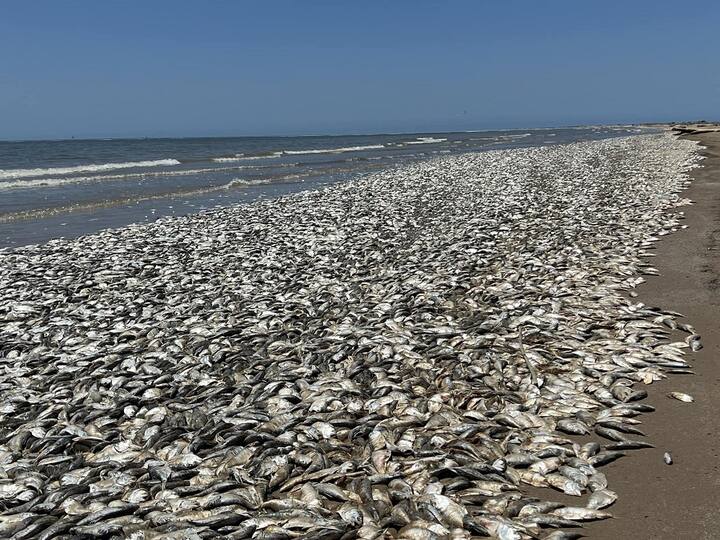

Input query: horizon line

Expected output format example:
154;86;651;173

0;120;666;144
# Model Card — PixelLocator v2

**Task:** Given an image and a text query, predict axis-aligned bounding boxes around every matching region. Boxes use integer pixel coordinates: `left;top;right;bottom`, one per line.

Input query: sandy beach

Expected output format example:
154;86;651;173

584;130;720;539
2;1;718;536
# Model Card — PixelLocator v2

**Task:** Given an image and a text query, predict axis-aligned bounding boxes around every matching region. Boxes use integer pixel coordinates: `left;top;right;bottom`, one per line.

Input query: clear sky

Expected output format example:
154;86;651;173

1;1;718;140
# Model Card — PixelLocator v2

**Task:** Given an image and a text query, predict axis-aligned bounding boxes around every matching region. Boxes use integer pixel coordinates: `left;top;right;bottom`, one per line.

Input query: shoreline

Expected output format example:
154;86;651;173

0;127;651;250
585;130;720;538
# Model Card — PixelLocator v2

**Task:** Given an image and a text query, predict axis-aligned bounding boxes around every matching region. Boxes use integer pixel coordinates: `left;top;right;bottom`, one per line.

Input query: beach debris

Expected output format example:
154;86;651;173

0;133;701;537
542;532;586;540
677;322;696;334
664;452;674;465
587;488;618;510
668;392;695;402
551;507;613;521
686;334;703;351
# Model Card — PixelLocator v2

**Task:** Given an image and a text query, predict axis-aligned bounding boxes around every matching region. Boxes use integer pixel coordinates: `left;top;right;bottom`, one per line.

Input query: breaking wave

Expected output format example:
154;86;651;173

283;144;385;155
212;144;386;161
0;175;311;223
403;137;448;145
213;152;283;162
224;178;277;188
224;173;311;189
0;165;270;190
0;159;181;180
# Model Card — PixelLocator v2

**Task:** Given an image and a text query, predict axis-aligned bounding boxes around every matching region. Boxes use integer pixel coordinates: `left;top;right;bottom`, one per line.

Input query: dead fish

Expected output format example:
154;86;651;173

668;392;694;403
556;419;590;436
542;532;585;540
686;335;703;351
546;474;583;496
0;514;39;538
552;507;613;521
0;133;702;539
586;489;617;510
589;451;625;468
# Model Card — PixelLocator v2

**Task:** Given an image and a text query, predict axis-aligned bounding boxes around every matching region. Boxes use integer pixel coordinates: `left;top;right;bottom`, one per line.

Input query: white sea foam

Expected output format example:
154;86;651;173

213;153;283;162
212;145;385;161
282;144;385;155
213;157;246;163
223;172;312;190
404;137;448;145
0;175;310;222
224;178;276;188
0;165;253;190
0;159;181;180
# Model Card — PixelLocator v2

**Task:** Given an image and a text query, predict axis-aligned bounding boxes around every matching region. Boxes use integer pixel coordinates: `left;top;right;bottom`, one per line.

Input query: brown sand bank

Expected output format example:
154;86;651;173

584;131;720;538
670;122;720;135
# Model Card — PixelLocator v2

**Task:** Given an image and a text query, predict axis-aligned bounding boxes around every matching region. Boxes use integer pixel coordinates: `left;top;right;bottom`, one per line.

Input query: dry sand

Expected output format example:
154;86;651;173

583;131;720;538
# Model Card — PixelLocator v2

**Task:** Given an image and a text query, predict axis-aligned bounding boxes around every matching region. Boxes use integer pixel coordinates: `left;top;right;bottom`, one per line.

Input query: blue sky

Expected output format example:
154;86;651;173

1;1;718;139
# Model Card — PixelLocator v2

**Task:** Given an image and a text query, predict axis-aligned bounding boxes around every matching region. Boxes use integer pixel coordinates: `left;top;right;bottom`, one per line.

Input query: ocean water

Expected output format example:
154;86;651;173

0;127;650;248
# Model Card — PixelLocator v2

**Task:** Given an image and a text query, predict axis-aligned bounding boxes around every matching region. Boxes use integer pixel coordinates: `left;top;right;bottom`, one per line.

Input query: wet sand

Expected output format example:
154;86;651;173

586;131;720;538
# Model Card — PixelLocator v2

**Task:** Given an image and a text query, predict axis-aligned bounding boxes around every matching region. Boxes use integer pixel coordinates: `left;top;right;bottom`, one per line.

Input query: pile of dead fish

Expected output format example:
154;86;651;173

0;133;702;539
